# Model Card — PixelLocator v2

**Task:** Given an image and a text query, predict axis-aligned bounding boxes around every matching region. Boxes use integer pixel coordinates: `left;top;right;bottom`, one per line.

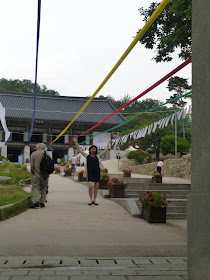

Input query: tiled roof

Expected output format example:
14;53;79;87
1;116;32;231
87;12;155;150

0;91;126;125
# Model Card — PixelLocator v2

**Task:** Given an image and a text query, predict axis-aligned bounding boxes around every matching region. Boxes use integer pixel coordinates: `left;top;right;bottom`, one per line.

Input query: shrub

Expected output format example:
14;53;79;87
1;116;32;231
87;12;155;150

0;156;7;161
127;150;149;164
160;135;191;156
107;178;128;188
100;172;110;181
140;191;170;208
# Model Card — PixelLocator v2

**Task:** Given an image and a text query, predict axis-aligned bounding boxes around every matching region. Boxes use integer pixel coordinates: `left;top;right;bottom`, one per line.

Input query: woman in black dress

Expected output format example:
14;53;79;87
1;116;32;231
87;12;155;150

73;138;111;205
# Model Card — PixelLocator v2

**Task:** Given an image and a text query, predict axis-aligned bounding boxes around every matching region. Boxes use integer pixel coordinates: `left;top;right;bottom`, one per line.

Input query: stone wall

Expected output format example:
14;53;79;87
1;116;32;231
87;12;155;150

120;154;191;179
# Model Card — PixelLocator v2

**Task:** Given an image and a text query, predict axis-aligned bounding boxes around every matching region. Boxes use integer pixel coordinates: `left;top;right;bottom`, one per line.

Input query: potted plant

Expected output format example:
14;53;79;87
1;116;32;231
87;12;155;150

107;177;128;198
152;170;162;183
103;168;108;174
140;191;170;223
54;166;60;174
64;167;73;176
99;172;110;189
123;168;132;178
78;170;86;182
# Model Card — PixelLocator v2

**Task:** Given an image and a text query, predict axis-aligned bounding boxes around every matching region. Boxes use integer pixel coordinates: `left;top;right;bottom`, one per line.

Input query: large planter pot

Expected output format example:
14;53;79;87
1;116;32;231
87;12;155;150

110;187;125;198
123;172;131;178
78;174;86;182
99;180;108;189
142;206;166;223
152;175;162;183
64;172;72;177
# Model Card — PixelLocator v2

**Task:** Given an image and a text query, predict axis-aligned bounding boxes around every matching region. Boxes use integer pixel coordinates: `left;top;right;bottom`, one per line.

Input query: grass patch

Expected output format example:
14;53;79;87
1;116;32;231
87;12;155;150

0;185;31;220
0;165;32;184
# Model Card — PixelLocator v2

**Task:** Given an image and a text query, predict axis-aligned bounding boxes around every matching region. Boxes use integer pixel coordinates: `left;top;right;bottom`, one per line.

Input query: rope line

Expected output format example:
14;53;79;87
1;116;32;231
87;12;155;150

50;0;170;145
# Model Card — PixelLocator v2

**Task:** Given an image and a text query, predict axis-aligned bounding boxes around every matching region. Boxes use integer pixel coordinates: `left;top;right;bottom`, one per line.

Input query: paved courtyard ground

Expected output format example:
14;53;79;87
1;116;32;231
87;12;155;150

0;256;187;280
0;172;187;257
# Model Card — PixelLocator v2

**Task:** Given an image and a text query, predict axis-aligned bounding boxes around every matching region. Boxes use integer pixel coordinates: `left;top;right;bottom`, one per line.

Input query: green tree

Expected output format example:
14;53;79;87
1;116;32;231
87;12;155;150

167;76;191;138
139;0;191;62
160;135;190;156
107;95;168;117
127;150;150;164
0;78;59;95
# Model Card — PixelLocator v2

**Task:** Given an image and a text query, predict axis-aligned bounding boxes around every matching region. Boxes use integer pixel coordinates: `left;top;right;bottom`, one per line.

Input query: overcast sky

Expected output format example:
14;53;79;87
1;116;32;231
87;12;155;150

0;0;191;104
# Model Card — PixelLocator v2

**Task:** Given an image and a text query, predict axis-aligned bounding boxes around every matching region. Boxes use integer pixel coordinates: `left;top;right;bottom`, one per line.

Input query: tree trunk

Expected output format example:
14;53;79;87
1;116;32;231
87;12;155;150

136;139;153;161
156;150;160;161
182;118;186;139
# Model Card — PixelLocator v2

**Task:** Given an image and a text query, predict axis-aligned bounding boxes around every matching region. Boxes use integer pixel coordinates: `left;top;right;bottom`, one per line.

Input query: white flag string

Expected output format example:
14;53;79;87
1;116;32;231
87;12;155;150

112;105;191;146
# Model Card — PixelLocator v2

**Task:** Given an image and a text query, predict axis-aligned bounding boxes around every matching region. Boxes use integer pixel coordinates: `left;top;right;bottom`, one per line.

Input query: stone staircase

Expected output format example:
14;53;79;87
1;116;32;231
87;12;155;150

109;175;190;220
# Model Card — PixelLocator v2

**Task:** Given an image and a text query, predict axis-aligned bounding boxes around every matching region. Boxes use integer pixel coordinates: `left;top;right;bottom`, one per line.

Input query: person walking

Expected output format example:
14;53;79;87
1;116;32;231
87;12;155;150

71;154;77;173
30;143;50;209
157;159;164;174
57;158;61;166
73;138;111;206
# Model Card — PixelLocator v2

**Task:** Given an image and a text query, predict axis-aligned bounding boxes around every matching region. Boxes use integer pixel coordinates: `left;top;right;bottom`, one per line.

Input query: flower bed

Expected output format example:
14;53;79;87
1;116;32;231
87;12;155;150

78;170;86;182
54;167;60;174
139;191;170;223
152;170;162;183
99;172;110;189
123;168;132;178
107;178;128;198
64;167;73;177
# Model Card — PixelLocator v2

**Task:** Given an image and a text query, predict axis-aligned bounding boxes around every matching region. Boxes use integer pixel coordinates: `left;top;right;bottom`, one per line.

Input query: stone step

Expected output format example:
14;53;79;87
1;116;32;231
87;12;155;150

166;212;187;219
136;199;187;207
138;205;187;214
126;190;190;197
127;183;191;190
109;176;151;183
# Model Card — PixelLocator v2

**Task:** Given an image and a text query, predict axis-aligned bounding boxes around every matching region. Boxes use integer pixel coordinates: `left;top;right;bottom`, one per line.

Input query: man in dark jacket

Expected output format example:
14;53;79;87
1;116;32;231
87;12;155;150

30;143;49;208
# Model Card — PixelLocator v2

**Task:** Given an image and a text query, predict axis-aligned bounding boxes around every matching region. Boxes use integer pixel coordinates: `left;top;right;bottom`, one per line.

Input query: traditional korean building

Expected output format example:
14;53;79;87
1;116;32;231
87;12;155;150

0;91;125;162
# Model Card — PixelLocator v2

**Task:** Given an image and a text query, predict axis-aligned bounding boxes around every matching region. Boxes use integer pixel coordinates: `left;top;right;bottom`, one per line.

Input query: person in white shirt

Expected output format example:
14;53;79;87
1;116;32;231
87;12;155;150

157;160;164;174
71;155;77;173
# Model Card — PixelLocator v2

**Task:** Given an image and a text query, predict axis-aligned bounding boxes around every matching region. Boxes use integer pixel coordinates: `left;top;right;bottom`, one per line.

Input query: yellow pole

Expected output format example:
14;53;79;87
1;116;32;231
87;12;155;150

50;0;170;145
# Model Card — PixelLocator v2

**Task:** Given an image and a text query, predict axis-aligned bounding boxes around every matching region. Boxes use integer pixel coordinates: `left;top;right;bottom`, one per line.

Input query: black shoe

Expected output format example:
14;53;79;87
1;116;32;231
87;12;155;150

92;202;99;206
30;202;39;209
40;203;45;208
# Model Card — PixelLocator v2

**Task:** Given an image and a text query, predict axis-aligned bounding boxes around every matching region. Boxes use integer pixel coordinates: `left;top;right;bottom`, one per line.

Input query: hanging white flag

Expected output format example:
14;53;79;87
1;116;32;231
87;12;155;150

0;103;11;148
164;115;171;127
141;126;148;137
177;109;183;120
121;135;128;143
187;105;191;115
147;124;153;135
182;107;188;118
133;130;139;140
136;129;143;139
158;118;165;129
171;114;175;125
152;121;159;132
129;132;134;139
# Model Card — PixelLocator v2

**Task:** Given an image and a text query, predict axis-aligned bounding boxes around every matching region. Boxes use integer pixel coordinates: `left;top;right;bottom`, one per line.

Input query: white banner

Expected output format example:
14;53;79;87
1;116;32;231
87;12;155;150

93;132;111;149
0;103;11;148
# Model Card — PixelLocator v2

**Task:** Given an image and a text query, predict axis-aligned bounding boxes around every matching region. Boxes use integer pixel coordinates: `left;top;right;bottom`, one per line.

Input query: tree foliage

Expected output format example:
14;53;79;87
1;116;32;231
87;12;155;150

167;76;191;107
0;78;59;95
107;95;168;116
139;0;192;62
160;135;190;156
127;150;150;164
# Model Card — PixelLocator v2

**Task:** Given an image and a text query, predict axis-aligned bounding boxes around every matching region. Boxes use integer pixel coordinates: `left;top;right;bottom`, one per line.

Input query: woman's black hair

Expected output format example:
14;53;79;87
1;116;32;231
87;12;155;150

89;145;98;154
